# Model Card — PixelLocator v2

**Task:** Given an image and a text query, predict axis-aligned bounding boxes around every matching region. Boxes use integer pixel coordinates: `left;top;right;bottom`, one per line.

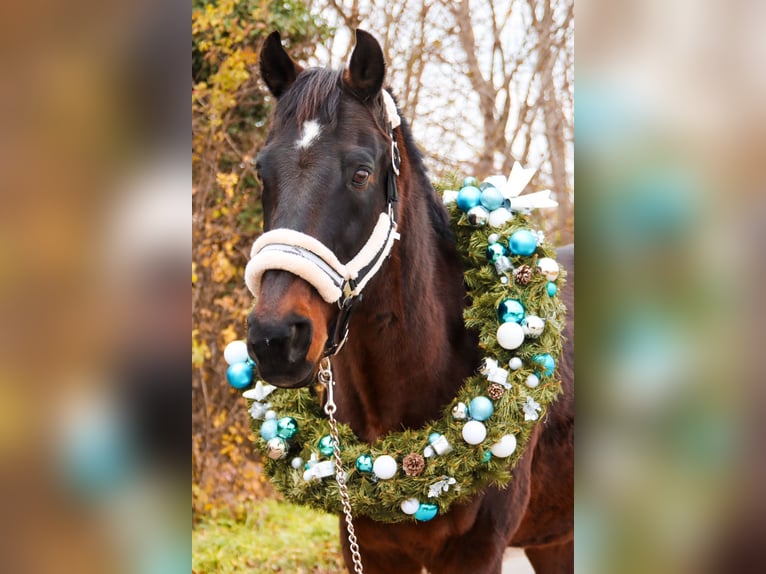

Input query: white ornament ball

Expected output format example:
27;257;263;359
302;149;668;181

423;446;435;458
526;374;540;388
291;457;304;470
442;190;458;205
490;434;517;458
508;357;523;370
462;420;487;445
265;410;277;420
400;498;420;515
488;207;512;228
373;455;398;479
488;233;500;244
496;322;525;350
224;340;249;365
537;257;560;281
522;315;545;338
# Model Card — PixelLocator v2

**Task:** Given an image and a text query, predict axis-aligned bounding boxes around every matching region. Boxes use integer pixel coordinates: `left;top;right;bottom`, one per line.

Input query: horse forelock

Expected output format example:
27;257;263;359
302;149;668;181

274;68;343;127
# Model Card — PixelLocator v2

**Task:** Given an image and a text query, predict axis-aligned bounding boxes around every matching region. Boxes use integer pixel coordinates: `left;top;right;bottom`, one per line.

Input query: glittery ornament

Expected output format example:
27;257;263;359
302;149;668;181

487;383;505;400
486;242;508;263
522;315;545;338
451;401;468;420
467;205;490;226
276;417;298;439
318;435;334;456
513;264;534;286
402;453;426;477
355;454;373;473
266;437;288;460
497;298;525;324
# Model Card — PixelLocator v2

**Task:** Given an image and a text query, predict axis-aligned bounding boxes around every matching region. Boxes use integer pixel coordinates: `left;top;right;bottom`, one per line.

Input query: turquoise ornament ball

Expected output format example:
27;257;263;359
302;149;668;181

355;454;373;473
226;362;253;389
260;418;278;441
469;396;494;421
428;432;442;444
497;298;525;324
456;185;481;212
463;176;478;188
479;181;495;191
482;451;492;463
480;186;505;211
276;417;298;439
547;282;558;296
533;353;556;377
414;503;438;522
508;230;538;256
486;242;508;263
318;435;335;456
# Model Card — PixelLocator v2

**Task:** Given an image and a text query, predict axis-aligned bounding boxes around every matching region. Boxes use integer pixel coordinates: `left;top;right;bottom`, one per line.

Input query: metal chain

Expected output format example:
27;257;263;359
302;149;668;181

318;359;365;574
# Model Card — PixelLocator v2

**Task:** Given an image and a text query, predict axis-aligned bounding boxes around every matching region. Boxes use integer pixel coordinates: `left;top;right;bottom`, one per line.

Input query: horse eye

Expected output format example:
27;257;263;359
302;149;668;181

351;169;370;187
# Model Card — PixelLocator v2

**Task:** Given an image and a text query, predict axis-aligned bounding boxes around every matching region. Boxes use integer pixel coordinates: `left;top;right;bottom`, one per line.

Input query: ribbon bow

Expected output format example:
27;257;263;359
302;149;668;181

485;162;558;212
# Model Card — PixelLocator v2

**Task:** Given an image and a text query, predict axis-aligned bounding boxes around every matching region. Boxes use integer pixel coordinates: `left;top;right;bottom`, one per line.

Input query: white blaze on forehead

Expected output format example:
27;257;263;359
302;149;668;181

296;120;322;149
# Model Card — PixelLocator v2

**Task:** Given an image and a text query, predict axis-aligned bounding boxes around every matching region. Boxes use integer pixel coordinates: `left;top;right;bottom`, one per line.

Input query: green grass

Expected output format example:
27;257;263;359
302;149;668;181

192;499;346;573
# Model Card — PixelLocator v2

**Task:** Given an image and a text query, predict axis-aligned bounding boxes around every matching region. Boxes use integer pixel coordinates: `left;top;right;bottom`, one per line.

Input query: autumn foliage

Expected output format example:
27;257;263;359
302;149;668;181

192;0;329;518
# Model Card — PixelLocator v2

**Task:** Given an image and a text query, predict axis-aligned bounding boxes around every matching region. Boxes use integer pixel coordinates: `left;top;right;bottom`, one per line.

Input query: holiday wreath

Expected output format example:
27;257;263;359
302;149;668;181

224;168;567;524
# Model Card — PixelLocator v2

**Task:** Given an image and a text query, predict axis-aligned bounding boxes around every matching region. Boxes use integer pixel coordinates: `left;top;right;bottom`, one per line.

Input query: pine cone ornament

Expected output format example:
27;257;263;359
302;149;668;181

514;264;534;286
402;453;426;477
487;383;505;400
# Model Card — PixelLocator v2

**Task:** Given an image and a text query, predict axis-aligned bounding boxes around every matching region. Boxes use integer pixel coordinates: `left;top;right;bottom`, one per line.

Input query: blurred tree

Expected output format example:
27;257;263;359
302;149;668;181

191;0;330;518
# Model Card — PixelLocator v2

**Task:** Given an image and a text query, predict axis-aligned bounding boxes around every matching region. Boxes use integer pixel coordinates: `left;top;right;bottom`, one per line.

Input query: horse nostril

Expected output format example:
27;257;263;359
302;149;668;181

287;319;312;364
247;314;313;370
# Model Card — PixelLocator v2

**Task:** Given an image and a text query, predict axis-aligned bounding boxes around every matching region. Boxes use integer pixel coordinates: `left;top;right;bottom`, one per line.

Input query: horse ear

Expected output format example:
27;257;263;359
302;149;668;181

259;31;303;98
345;29;385;101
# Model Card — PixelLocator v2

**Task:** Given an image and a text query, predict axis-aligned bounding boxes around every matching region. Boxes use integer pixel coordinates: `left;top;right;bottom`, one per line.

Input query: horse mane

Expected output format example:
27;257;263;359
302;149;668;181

391;94;455;248
274;68;453;246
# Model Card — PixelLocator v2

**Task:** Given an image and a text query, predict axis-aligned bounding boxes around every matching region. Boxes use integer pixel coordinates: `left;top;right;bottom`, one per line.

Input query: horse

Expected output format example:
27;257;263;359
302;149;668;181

246;29;574;574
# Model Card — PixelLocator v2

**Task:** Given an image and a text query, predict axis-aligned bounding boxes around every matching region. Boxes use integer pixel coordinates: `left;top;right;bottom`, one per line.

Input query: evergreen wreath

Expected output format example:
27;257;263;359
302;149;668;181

235;176;567;524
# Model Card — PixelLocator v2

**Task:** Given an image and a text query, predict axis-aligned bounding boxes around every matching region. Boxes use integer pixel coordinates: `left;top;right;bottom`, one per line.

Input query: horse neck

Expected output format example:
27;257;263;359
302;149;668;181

331;147;479;443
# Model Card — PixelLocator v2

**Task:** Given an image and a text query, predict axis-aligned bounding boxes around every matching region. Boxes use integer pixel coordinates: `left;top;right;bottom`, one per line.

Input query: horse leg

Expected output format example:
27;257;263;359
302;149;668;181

524;539;573;574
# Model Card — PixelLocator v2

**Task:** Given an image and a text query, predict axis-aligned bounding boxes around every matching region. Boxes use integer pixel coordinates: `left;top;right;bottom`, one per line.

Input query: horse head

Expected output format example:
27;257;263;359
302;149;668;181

246;30;400;388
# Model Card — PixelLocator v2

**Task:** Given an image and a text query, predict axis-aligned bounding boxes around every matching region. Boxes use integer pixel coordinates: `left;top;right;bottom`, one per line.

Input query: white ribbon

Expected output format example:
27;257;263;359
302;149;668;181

497;162;558;212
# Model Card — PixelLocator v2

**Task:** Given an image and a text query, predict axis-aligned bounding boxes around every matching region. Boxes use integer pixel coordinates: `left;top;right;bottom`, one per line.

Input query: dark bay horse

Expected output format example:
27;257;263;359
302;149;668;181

247;29;574;574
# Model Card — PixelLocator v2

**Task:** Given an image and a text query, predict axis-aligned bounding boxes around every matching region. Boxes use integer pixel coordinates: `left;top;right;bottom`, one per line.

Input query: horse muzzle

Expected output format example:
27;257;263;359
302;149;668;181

246;311;317;388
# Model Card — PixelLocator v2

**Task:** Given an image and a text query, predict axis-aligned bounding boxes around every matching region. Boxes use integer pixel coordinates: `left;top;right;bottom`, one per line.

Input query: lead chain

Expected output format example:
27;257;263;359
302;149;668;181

319;359;365;574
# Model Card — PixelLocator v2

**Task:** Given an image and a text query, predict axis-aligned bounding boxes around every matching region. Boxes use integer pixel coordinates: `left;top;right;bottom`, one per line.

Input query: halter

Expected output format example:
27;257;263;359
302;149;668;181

245;90;402;357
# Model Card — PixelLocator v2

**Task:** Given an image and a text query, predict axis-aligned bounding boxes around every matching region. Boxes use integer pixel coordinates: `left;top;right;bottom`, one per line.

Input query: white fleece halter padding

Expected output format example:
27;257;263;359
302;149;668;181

245;213;398;304
381;91;401;129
